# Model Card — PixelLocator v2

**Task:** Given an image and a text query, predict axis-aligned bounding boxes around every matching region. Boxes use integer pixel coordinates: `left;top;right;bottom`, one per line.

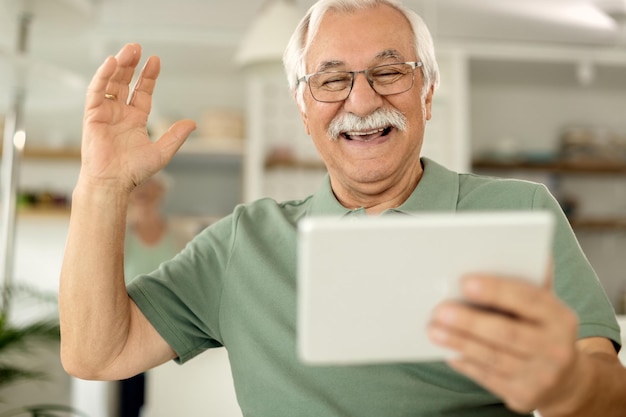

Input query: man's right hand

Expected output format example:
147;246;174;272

80;42;196;193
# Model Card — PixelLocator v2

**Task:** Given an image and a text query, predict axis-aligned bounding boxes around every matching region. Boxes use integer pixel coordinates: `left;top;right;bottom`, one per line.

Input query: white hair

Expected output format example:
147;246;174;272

283;0;440;111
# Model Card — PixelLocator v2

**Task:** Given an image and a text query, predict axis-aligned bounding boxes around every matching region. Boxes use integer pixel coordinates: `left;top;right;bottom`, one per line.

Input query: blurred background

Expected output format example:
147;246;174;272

1;0;626;416
2;0;626;152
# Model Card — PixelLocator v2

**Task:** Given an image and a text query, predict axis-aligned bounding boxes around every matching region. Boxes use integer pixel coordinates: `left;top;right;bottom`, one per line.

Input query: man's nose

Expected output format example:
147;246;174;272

343;72;384;117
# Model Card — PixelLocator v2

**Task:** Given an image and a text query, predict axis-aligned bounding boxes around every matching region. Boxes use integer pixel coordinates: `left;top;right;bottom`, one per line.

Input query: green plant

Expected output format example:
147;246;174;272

0;284;88;417
0;285;89;416
0;404;88;417
0;285;60;391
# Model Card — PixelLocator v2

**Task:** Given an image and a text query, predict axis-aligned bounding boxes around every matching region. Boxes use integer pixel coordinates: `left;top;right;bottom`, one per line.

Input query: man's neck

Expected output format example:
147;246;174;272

333;164;424;215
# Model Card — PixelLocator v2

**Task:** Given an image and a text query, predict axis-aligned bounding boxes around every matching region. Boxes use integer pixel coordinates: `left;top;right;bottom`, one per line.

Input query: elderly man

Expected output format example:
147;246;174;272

60;0;625;416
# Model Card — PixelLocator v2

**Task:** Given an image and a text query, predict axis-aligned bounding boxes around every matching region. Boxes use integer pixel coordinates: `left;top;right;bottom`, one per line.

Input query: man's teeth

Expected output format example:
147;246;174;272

346;128;385;136
342;127;392;142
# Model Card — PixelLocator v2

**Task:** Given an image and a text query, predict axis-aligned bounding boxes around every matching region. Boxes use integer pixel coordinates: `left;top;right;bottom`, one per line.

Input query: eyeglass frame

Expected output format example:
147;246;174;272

297;61;423;103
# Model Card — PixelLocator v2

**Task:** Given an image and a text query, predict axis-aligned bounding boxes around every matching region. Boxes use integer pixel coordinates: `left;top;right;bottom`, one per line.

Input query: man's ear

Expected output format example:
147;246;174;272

298;102;311;135
424;84;434;121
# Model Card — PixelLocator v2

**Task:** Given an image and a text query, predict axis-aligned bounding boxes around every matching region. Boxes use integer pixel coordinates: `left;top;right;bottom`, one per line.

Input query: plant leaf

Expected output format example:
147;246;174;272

0;314;60;352
0;366;44;389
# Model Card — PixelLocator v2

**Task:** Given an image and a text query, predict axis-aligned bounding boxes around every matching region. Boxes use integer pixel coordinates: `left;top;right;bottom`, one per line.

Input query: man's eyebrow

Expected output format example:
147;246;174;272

376;49;405;61
315;60;344;72
313;50;406;73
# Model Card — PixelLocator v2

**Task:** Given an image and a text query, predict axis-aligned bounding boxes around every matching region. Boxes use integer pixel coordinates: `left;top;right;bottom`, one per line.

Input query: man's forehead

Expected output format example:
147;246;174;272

304;5;414;72
312;49;408;72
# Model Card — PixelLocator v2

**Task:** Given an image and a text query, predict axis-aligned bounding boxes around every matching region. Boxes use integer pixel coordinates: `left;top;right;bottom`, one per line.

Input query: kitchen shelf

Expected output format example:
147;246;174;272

2;138;245;162
1;146;81;160
17;207;71;218
24;147;81;160
570;218;626;231
472;158;626;232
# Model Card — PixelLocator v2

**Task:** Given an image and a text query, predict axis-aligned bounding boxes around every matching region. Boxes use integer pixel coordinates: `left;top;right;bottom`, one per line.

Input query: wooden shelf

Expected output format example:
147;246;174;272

1;146;81;160
2;138;244;161
17;207;71;218
25;147;81;160
473;158;626;232
472;158;626;174
570;217;626;231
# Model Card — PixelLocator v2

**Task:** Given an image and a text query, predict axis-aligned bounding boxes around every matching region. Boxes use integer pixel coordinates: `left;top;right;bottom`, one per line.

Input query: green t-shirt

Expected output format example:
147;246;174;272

128;158;621;417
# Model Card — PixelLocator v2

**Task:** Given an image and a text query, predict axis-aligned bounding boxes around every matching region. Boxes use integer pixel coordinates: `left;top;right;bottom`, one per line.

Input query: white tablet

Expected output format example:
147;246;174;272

297;211;554;365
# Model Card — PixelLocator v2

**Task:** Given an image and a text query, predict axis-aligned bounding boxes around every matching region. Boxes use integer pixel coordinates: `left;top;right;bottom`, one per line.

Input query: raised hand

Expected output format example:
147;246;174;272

80;43;196;192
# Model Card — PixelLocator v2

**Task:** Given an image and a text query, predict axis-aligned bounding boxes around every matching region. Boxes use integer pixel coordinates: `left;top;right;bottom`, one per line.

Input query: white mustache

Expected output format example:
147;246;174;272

327;108;407;141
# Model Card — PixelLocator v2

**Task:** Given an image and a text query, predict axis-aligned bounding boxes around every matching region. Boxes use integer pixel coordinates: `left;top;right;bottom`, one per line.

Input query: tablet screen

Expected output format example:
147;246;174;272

297;211;554;365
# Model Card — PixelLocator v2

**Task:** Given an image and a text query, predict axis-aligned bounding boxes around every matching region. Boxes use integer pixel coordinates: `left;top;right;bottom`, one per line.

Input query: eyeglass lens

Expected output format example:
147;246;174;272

308;62;416;103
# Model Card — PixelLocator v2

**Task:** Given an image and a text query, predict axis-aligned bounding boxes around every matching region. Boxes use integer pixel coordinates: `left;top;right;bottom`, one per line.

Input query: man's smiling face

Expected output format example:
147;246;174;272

298;3;433;202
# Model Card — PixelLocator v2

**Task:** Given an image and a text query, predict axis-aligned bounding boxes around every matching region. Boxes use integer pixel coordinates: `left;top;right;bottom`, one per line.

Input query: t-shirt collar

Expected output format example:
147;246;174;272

307;157;460;217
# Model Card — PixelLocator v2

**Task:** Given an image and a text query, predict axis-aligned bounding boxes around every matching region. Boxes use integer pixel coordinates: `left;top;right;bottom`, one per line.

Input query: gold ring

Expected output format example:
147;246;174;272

104;93;117;100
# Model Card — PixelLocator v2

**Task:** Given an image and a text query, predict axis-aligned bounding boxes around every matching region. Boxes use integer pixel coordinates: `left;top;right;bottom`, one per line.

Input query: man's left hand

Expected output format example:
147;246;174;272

428;273;581;413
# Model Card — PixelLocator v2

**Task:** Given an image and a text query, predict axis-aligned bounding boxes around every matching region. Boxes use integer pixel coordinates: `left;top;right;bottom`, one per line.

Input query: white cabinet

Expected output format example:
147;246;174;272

422;48;471;173
242;65;324;203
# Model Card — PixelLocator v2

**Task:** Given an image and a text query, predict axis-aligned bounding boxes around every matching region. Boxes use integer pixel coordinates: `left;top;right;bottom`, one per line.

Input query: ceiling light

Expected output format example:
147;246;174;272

594;0;626;22
236;0;301;67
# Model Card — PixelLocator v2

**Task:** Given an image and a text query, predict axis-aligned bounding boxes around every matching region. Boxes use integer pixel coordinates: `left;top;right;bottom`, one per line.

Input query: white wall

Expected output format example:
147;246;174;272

471;84;626;158
143;348;242;417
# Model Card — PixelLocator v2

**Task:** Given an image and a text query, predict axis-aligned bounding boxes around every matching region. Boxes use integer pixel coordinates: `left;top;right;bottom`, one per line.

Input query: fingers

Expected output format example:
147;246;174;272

128;56;161;113
428;275;580;412
430;300;540;358
85;56;118;110
430;275;578;353
458;274;559;324
156;119;198;161
85;43;143;110
105;43;143;104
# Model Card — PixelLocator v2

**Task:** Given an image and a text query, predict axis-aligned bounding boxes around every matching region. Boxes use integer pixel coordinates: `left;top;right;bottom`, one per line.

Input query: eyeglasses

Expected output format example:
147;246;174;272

297;61;422;103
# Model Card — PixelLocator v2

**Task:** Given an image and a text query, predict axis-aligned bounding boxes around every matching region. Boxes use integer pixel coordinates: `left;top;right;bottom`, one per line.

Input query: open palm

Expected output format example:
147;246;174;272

80;43;196;191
